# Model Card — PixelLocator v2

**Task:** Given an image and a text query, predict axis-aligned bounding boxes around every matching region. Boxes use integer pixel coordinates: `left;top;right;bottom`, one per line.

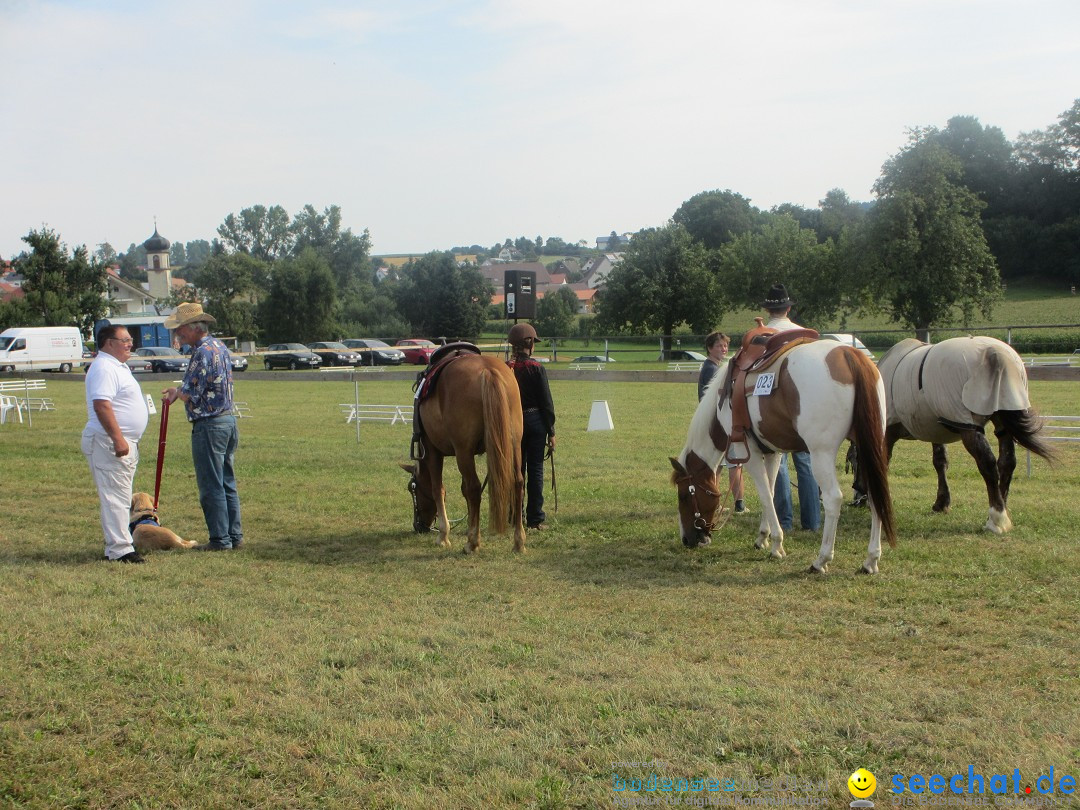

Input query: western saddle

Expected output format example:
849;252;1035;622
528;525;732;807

725;318;819;464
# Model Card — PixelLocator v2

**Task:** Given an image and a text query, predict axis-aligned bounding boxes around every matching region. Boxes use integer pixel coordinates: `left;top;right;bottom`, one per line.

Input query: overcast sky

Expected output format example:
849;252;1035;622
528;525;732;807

2;0;1078;261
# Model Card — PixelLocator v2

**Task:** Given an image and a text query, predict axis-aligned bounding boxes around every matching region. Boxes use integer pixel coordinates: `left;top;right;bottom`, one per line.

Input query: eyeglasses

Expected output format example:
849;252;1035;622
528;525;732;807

110;338;134;345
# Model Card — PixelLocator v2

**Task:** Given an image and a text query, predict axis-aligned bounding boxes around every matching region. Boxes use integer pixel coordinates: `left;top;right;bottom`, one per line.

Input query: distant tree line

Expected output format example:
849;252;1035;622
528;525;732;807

596;99;1080;350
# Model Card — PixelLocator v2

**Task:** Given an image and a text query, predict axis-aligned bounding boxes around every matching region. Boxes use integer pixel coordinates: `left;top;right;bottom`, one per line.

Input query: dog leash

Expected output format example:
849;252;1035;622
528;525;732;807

153;398;170;509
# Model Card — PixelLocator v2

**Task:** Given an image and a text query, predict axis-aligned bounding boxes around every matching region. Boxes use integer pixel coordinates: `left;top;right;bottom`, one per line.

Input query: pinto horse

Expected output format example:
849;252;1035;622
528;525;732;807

671;340;896;573
874;336;1054;534
401;351;527;553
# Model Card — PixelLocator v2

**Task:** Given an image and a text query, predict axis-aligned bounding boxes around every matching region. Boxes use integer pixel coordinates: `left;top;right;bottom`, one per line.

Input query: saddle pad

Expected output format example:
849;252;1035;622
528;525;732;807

415;348;477;405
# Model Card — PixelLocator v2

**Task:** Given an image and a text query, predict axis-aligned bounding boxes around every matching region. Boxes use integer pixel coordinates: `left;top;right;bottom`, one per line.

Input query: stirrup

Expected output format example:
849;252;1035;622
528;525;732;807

726;440;750;465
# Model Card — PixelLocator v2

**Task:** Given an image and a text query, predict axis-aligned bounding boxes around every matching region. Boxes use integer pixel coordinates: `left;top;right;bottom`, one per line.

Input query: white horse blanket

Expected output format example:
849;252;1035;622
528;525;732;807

878;336;1031;444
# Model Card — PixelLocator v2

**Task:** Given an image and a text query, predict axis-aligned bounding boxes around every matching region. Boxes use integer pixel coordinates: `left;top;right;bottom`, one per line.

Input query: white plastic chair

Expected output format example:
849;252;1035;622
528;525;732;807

0;395;23;425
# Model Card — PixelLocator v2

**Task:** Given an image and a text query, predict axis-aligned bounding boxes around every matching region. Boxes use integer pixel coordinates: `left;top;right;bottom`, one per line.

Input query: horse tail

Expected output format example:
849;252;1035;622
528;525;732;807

481;365;515;535
995;408;1057;463
846;349;897;548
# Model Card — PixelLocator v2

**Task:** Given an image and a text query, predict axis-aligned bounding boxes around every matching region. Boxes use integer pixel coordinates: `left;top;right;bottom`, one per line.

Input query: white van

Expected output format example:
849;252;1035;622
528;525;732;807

0;327;84;373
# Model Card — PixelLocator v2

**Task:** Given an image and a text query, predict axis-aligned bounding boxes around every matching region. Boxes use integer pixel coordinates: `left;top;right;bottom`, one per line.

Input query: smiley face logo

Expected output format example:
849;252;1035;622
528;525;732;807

848;768;877;798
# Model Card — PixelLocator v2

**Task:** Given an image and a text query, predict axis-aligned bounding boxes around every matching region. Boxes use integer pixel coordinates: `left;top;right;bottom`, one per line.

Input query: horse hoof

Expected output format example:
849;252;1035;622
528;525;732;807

932;503;950;513
857;565;876;575
807;564;826;574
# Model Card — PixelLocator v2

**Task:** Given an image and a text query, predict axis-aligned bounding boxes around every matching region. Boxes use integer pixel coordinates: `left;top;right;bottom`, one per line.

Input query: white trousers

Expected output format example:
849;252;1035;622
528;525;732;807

81;428;140;560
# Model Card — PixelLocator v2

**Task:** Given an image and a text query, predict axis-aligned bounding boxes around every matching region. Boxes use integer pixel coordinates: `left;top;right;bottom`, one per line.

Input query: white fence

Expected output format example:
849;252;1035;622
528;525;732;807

340;403;412;426
1027;415;1080;476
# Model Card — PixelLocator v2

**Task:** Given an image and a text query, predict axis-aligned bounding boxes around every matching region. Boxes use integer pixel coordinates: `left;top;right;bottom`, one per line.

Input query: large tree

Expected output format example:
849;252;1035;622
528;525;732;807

533;285;579;337
291;205;372;286
392;252;491;339
718;215;843;328
672;189;764;250
1009;98;1080;282
184;239;213;268
217;204;294;261
259;249;338;343
194;252;263;342
866;140;1000;340
593;223;717;355
16;228;108;336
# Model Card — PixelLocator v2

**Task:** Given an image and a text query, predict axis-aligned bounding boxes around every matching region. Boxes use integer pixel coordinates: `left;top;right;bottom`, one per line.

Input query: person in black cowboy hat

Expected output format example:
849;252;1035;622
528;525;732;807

761;283;821;532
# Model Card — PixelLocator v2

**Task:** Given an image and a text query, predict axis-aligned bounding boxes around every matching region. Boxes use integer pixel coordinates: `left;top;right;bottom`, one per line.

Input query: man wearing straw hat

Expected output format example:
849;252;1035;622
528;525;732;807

162;303;244;551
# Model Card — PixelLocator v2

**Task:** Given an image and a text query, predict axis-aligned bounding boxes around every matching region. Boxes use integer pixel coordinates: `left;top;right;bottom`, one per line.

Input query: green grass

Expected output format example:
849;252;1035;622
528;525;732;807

1;377;1078;808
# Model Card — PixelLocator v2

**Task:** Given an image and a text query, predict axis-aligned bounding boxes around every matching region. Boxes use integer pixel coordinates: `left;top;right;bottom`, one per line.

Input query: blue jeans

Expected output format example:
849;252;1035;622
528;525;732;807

772;451;820;531
191;415;243;548
521;409;548;527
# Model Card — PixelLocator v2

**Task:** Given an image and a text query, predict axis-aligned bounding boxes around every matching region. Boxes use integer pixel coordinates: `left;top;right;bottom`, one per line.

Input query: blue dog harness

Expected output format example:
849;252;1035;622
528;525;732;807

129;514;160;535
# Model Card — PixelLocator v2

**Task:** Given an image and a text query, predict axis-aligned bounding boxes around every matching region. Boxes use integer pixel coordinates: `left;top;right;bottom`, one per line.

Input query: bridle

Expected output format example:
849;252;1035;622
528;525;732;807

674;471;722;533
406;468;490;533
407;473;436;533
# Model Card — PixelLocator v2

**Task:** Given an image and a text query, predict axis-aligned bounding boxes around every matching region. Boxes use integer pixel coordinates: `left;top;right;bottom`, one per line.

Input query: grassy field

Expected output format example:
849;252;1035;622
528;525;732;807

1;376;1078;808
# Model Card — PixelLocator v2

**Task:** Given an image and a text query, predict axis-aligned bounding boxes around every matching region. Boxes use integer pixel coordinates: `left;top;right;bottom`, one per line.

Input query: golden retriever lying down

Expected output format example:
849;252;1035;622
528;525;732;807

129;492;197;551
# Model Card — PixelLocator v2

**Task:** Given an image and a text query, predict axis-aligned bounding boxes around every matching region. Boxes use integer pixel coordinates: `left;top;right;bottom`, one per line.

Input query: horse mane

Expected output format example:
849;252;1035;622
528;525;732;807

480;361;517;535
679;360;728;471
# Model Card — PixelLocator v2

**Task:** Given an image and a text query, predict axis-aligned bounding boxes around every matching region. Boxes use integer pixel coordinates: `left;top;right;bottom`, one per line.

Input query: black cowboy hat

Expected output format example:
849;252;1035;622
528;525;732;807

760;283;795;309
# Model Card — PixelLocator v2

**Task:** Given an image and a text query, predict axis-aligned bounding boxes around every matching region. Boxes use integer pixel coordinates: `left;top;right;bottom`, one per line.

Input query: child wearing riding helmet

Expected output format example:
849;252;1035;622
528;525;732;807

507;322;556;530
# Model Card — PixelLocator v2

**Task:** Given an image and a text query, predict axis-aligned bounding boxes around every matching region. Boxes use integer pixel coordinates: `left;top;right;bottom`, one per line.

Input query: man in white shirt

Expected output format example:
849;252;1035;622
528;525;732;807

82;325;149;563
761;284;821;532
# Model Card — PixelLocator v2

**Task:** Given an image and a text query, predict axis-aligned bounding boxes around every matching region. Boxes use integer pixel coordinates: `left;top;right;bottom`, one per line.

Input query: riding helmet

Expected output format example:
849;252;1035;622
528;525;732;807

507;322;538;347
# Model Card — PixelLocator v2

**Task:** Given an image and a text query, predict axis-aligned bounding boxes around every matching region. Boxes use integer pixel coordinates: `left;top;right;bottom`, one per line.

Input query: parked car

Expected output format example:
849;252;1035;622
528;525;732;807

230;355;248;372
668;350;707;362
135;346;188;373
395;338;438;365
263;343;322;370
342;339;406;366
821;333;874;359
571;355;615;363
81;353;153;373
306;341;362;367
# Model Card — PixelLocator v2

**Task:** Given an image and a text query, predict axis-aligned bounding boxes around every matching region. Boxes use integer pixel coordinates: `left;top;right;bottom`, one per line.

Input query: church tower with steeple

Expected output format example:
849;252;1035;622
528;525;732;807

143;223;172;301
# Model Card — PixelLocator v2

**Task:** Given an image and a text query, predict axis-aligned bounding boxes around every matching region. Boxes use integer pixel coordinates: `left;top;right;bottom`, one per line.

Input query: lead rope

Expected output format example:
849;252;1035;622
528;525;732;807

545;443;557;518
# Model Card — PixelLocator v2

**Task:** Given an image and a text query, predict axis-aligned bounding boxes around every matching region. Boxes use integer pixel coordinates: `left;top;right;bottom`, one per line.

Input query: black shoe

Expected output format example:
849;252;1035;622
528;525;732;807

114;551;146;564
192;543;230;552
526;523;546;531
230;540;244;550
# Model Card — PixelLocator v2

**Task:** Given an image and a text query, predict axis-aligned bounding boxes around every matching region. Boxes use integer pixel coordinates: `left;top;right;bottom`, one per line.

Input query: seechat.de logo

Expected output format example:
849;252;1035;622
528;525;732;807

890;766;1077;797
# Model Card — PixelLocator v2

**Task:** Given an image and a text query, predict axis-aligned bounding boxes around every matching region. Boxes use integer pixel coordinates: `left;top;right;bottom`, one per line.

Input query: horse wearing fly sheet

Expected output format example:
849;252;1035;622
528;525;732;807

401;344;526;554
671;332;896;574
874;335;1054;534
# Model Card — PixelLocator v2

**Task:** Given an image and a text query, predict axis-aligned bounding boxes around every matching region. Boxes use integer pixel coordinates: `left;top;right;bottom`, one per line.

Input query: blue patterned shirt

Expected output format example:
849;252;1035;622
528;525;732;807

179;335;234;421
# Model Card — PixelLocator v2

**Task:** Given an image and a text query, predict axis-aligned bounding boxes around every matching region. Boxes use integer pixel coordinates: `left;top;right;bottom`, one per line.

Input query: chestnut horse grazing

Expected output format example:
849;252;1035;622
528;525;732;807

876;336;1054;534
671;340;896;573
402;352;526;553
